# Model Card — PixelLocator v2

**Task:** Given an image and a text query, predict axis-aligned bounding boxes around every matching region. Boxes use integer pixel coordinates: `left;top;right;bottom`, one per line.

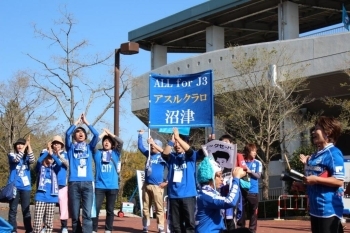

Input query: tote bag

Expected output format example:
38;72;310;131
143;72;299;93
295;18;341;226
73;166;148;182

0;182;16;202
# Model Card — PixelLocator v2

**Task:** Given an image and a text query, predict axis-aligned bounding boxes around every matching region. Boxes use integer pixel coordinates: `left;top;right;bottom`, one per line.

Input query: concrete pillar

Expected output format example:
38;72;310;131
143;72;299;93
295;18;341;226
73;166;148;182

151;44;167;70
278;1;299;40
206;26;225;52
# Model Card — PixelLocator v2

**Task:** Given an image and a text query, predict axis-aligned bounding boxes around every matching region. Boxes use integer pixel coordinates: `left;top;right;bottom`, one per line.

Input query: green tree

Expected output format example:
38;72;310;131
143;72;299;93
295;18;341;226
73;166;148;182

215;47;312;199
118;149;146;208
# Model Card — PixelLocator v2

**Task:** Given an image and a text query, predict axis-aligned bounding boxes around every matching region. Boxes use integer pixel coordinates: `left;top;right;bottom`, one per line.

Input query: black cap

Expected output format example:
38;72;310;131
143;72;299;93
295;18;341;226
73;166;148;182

13;138;26;146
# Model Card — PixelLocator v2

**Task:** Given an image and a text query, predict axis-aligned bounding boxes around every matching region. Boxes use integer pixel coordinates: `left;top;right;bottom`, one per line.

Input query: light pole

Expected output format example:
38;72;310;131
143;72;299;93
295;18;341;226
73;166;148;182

114;42;139;136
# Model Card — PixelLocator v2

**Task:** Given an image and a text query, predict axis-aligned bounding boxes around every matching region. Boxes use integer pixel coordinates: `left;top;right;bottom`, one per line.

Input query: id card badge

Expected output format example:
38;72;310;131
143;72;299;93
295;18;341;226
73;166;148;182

78;166;87;177
173;170;183;183
21;176;30;186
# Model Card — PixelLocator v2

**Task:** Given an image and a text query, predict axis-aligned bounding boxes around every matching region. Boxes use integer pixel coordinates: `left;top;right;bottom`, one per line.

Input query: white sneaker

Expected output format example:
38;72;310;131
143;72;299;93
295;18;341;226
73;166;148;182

61;228;68;233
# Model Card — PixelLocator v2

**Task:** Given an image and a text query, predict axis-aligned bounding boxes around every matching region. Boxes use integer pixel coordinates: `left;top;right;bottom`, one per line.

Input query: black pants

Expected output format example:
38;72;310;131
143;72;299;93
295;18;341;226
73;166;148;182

169;197;196;233
8;190;32;233
92;188;118;232
310;215;343;233
237;193;258;232
222;218;236;232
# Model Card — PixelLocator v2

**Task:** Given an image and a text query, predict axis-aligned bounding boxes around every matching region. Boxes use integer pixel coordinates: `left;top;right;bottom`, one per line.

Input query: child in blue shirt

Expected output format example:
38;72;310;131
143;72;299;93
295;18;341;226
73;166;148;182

33;141;62;233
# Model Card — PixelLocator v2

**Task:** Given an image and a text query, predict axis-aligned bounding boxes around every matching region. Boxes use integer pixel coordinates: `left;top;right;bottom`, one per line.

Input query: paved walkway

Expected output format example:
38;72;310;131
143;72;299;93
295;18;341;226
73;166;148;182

0;203;347;233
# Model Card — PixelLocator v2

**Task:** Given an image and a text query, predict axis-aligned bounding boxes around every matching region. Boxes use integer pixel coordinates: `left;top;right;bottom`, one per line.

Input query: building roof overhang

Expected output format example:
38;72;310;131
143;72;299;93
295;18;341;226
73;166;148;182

128;0;349;53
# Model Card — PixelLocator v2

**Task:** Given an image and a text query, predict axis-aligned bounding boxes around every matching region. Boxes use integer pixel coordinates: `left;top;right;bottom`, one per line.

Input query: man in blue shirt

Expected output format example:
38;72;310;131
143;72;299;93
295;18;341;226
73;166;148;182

138;130;168;233
65;113;99;233
162;128;197;233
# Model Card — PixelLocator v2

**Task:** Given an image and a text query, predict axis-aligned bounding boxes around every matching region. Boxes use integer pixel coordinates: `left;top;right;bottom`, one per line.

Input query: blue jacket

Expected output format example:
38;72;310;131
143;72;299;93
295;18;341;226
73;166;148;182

65;124;99;182
196;178;241;233
7;151;35;191
138;135;167;185
35;152;62;203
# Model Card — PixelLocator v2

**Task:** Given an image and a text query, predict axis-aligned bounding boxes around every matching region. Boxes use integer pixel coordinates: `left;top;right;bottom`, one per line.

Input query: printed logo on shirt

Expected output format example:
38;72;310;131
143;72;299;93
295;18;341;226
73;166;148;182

174;163;187;170
101;164;113;172
305;166;322;172
335;166;343;173
315;158;322;164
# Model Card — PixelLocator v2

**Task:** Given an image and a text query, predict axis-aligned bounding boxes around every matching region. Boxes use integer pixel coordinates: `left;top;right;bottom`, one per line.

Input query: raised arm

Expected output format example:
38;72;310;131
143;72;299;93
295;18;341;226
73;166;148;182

162;134;174;157
203;178;241;209
25;135;35;164
137;130;148;156
148;137;163;153
201;167;245;209
104;128;124;153
173;128;190;152
87;124;99;149
66;117;81;150
57;152;69;169
38;150;49;164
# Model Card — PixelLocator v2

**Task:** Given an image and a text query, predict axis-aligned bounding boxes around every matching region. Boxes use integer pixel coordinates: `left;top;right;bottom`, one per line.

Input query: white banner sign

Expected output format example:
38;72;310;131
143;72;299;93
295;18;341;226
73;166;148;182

136;170;145;216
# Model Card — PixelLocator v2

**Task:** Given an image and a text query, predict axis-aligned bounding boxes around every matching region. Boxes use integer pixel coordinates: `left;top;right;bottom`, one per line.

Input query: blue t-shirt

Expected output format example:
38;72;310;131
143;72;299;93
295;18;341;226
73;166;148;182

35;152;62;203
94;149;120;189
7;152;35;191
196;178;241;233
305;143;344;218
246;159;262;194
138;135;167;185
167;149;197;198
65;124;99;182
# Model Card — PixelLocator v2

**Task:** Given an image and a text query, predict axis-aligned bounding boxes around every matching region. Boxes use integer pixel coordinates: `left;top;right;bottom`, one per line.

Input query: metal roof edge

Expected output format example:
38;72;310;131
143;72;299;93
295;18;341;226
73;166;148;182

128;0;251;42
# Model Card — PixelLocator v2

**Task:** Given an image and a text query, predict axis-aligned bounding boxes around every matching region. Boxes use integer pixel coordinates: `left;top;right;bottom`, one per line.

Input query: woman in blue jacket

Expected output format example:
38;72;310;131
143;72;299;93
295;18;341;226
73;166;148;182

195;156;246;233
7;136;35;233
92;128;123;233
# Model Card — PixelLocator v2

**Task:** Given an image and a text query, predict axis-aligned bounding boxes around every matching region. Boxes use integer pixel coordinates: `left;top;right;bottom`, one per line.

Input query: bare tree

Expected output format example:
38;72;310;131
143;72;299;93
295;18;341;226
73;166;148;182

0;72;56;154
215;47;312;199
27;7;134;126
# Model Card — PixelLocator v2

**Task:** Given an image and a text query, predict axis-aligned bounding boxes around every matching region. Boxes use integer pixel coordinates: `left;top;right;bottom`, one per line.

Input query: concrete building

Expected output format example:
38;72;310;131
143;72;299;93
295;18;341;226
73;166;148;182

128;0;350;194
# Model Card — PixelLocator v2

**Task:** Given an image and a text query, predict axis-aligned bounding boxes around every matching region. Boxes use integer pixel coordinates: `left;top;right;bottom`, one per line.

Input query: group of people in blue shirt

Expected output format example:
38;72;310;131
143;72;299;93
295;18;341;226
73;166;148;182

138;127;260;233
6;113;345;233
139;116;347;233
6;113;123;233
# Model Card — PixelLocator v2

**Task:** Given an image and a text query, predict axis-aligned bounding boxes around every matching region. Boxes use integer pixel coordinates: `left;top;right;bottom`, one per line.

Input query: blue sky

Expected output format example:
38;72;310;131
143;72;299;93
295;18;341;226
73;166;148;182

0;0;205;146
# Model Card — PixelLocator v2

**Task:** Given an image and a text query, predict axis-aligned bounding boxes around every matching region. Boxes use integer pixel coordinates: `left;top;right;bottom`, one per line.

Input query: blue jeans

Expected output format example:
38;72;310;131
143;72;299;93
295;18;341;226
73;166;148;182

92;188;118;231
8;189;32;233
68;181;93;233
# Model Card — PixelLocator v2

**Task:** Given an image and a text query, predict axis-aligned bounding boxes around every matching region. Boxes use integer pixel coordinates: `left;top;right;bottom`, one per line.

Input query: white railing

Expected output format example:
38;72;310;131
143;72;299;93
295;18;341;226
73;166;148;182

258;187;284;201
